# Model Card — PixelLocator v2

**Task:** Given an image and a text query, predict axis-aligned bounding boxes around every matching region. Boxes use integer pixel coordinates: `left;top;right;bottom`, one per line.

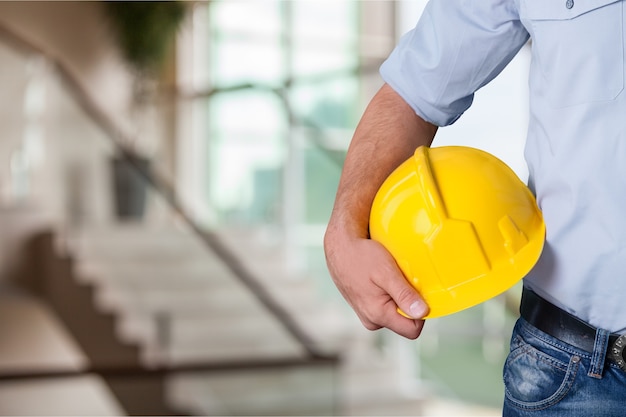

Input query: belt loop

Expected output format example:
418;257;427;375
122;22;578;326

588;328;611;379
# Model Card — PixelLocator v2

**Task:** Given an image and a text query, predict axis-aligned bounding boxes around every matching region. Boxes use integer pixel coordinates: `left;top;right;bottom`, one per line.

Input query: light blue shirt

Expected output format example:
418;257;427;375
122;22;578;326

381;0;626;332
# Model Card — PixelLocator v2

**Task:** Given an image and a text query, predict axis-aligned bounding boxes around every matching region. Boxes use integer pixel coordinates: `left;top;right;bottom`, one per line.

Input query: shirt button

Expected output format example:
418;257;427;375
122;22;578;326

566;0;574;9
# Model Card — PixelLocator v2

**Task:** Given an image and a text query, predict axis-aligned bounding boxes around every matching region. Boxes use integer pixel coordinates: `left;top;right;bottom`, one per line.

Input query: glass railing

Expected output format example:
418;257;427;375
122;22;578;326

0;21;340;416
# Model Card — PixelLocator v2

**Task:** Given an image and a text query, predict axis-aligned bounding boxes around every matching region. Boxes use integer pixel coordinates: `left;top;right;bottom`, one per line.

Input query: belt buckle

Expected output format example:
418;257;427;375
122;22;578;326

609;334;626;371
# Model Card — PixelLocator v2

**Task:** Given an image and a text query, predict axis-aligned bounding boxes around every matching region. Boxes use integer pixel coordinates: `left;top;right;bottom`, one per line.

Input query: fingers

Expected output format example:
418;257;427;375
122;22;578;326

325;234;430;340
369;240;429;318
364;299;426;340
370;280;428;340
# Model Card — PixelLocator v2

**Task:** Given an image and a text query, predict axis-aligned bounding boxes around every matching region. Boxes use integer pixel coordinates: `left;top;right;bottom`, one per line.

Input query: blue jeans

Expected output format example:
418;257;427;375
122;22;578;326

503;318;626;416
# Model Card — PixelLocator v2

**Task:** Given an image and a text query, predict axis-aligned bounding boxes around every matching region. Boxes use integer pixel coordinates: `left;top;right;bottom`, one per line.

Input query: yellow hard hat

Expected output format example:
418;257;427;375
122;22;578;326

369;145;545;319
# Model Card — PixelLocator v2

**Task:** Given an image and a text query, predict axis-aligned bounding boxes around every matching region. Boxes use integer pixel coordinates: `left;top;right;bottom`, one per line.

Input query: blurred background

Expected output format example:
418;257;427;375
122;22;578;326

0;1;531;415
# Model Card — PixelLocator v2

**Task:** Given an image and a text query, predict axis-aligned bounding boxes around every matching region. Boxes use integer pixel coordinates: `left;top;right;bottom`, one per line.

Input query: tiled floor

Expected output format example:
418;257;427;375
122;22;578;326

0;290;124;415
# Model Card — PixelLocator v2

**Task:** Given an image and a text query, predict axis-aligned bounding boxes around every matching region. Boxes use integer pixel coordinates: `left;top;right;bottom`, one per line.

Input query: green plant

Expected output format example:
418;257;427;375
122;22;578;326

103;1;188;76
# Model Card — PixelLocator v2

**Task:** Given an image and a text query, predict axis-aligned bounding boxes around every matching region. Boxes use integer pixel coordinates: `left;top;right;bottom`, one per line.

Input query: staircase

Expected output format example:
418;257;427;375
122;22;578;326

24;221;430;416
67;224;331;363
26;230;190;415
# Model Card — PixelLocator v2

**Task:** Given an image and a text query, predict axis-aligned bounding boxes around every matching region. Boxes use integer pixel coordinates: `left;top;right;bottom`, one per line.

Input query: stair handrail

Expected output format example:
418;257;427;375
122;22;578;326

0;354;339;382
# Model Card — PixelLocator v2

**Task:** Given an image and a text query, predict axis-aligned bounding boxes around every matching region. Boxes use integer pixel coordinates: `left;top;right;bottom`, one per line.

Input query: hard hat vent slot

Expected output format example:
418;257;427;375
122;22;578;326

499;215;529;256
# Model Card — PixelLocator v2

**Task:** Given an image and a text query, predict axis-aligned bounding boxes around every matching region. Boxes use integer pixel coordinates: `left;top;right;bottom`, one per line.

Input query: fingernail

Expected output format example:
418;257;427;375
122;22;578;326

409;300;427;318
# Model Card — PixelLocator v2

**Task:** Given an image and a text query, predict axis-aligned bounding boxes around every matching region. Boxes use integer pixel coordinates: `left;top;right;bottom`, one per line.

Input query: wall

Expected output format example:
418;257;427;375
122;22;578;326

0;1;135;135
0;2;170;285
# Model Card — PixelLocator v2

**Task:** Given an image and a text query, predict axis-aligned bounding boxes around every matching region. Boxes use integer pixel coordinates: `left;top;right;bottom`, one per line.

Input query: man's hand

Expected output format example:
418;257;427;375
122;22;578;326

324;228;428;339
323;83;437;340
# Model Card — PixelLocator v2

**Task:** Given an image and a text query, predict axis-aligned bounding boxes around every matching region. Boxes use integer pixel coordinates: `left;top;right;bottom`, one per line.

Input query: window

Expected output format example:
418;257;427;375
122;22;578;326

190;0;366;277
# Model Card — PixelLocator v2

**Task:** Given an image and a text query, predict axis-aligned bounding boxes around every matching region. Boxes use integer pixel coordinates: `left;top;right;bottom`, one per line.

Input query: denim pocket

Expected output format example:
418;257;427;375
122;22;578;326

504;334;581;411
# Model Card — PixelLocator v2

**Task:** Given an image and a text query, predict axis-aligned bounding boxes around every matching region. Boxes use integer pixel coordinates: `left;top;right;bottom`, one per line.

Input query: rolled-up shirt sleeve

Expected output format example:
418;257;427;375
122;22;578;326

380;0;530;126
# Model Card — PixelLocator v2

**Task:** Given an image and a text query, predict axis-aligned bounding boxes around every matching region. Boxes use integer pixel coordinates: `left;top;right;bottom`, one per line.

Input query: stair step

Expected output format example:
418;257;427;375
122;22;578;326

76;261;236;288
166;343;306;364
74;241;209;260
115;312;310;363
168;365;337;415
96;284;303;315
76;259;314;293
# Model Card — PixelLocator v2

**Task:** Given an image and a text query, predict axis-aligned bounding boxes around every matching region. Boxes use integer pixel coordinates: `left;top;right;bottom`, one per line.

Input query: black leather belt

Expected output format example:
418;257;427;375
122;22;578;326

520;287;626;371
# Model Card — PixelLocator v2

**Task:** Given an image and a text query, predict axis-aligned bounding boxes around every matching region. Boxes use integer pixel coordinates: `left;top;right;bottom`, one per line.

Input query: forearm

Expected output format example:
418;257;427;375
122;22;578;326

323;83;436;337
326;83;437;242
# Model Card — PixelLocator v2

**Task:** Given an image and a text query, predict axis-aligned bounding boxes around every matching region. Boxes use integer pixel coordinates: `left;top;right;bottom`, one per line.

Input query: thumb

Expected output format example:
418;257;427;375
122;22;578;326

389;277;429;319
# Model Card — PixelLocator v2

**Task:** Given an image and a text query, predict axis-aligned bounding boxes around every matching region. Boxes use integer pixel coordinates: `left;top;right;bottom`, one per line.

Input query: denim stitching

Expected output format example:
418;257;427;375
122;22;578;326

504;341;581;411
588;329;610;379
518;317;593;360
